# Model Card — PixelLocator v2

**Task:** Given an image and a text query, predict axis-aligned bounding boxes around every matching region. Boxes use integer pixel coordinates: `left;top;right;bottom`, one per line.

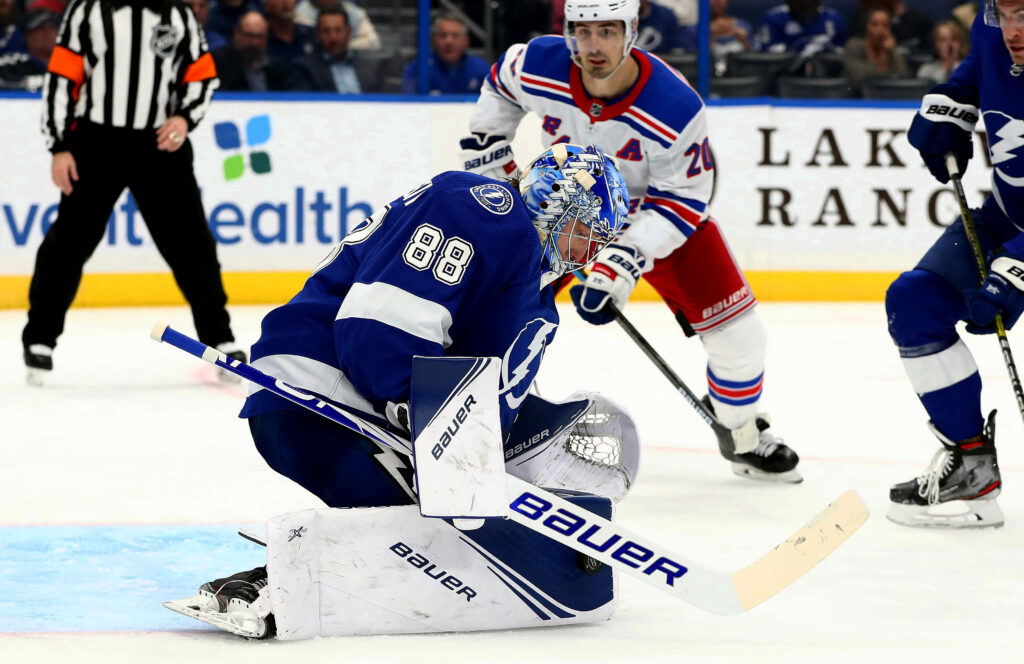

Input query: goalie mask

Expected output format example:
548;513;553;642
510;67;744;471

563;0;640;79
519;143;629;276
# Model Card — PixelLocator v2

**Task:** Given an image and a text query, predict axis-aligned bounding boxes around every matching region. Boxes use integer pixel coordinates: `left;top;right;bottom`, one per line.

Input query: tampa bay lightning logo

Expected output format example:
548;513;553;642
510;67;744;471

470;183;514;215
985;110;1024;187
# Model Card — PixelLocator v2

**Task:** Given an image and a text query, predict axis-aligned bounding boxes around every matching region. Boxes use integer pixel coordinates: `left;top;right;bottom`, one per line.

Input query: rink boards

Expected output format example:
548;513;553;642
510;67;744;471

0;94;994;307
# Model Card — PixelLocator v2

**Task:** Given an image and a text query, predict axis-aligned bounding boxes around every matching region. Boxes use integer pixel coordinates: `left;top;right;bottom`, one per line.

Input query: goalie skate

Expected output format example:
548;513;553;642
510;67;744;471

163;566;275;639
887;410;1003;529
701;396;802;483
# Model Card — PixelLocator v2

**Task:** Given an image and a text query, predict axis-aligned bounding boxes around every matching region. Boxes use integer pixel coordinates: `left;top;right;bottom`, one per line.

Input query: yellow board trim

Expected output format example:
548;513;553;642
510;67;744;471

0;270;899;309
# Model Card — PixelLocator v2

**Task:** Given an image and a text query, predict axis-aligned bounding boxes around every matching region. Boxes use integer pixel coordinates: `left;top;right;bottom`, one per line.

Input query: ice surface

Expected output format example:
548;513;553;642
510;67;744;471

1;303;1021;662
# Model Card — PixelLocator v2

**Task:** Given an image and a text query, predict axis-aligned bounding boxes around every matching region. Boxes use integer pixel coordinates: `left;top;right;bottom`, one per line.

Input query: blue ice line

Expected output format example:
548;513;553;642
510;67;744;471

0;524;265;633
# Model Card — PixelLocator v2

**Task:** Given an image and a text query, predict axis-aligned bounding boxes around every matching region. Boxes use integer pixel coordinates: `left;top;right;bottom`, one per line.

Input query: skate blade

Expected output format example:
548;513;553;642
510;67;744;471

886;498;1004;529
163;596;267;638
731;462;803;484
26;368;48;387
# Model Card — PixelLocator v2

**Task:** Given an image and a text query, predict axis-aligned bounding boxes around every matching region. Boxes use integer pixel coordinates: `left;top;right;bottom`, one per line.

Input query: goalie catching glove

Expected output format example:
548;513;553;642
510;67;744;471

570;243;646;325
458;132;517;180
964;253;1024;334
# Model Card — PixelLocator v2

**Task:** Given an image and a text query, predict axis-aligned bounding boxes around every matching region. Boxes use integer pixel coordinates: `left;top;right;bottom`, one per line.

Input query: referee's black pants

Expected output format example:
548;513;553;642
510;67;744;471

23;122;234;350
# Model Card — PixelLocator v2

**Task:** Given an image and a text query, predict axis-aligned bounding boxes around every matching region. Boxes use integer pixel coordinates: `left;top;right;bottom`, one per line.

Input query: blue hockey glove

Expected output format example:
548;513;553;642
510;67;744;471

907;85;979;184
570;244;645;326
964;255;1024;334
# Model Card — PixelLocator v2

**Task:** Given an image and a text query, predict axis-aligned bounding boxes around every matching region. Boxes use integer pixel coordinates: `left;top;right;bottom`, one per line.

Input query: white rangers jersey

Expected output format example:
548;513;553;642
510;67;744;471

469;35;714;263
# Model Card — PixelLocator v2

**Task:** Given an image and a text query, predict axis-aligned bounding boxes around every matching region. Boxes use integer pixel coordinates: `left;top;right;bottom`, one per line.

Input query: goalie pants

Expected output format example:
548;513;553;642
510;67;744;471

249;408;417;508
22;122;234;350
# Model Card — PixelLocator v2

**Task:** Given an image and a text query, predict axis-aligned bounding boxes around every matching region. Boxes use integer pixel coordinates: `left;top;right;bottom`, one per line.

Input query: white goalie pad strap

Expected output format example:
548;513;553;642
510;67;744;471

411;356;507;520
991;256;1024;291
919;94;980;132
265;505;616;639
901;338;978;395
506;391;641;502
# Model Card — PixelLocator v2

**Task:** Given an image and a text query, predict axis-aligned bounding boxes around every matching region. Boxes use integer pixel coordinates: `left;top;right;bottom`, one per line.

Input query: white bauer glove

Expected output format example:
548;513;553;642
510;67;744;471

569;243;646;325
458;131;517;180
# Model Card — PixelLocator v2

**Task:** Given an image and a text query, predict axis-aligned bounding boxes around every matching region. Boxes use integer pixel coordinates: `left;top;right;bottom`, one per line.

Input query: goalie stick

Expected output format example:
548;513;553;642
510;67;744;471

570;270;721;431
945;153;1024;425
151;322;868;616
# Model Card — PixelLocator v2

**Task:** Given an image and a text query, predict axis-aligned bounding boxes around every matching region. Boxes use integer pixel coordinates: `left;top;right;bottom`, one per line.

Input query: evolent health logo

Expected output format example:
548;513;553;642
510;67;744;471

213;115;272;181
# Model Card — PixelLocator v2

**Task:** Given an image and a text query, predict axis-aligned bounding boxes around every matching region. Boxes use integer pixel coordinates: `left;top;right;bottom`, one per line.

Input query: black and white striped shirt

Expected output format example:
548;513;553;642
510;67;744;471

42;0;218;152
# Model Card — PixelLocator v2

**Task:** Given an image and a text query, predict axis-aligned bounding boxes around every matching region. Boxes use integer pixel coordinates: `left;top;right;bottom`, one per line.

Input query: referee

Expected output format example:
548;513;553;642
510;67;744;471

24;0;244;385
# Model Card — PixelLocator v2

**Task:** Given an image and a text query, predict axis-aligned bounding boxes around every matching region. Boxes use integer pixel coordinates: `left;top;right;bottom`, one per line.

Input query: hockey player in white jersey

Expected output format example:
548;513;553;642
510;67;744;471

460;0;800;481
163;143;646;639
884;0;1024;528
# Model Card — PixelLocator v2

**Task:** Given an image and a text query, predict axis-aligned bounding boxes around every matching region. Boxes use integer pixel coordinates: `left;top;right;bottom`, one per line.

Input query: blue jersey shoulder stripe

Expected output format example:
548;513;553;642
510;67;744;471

631;53;705;135
520;35;573;81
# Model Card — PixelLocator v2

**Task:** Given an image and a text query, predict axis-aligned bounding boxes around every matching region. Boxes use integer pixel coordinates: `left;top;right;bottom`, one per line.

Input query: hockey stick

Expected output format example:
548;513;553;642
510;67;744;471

151;323;867;616
570;271;720;430
944;153;1024;423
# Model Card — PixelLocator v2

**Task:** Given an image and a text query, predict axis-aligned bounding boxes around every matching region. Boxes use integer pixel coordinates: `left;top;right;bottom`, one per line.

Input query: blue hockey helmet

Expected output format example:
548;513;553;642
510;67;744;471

519;143;630;275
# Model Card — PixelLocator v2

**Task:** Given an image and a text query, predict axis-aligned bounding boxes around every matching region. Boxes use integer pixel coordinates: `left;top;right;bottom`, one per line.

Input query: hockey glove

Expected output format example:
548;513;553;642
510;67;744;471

458;132;517;180
964;255;1024;334
907;85;979;184
570;244;646;326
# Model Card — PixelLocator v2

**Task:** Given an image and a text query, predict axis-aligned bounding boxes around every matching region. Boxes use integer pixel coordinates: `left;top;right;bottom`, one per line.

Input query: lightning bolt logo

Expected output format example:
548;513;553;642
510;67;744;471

501;318;558;410
373;447;417;501
985;111;1024;187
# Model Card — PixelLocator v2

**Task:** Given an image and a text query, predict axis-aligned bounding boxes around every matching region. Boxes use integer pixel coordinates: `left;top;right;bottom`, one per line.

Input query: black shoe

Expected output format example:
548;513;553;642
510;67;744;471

701;395;801;483
888;410;1003;528
24;344;53;386
198;566;276;639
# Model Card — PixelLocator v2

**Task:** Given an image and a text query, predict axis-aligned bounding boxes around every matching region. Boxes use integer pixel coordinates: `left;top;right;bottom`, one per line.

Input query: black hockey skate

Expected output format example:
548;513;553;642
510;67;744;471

701;395;801;483
214;342;247;384
24;344;53;387
164;566;276;639
888;410;1003;529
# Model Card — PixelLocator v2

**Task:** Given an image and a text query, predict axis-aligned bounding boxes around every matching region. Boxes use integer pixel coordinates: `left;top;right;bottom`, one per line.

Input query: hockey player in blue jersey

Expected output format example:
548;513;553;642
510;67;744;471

885;0;1024;528
164;143;644;639
461;0;801;482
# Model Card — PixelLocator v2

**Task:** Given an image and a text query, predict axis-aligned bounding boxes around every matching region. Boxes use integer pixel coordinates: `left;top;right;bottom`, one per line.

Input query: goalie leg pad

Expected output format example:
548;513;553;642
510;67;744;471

266;497;616;640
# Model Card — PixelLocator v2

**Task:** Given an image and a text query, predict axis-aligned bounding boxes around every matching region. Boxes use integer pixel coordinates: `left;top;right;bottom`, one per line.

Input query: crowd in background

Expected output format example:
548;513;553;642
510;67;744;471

0;0;983;97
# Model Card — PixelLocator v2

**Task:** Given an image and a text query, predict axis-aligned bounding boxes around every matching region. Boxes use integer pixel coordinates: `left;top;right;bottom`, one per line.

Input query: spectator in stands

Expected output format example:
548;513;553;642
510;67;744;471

844;7;907;93
187;0;226;51
401;11;489;95
636;0;681;53
206;0;254;46
0;1;57;90
294;0;380;51
264;0;315;62
917;20;966;84
710;0;751;57
0;0;22;56
212;10;294;91
849;0;932;53
755;0;847;65
291;4;360;92
951;2;978;39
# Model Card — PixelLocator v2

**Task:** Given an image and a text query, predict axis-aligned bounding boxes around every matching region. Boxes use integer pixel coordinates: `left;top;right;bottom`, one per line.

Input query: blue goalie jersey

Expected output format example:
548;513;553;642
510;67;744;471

240;171;558;432
950;15;1024;235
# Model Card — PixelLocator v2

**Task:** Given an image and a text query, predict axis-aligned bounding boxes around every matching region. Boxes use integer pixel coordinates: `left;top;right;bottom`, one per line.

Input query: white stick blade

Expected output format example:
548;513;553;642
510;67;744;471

730;490;869;612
